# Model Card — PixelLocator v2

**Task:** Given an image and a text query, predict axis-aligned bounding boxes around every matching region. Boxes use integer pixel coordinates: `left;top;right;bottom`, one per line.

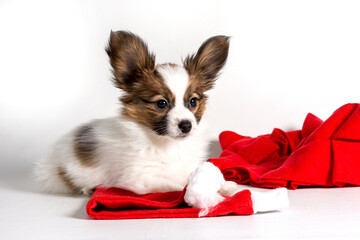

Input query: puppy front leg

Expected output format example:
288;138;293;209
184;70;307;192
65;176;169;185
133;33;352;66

126;175;185;195
219;180;259;196
219;181;239;196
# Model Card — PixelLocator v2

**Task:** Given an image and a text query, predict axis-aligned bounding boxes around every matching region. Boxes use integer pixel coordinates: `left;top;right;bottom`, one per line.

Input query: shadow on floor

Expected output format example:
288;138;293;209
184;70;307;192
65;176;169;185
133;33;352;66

0;163;43;194
207;139;222;158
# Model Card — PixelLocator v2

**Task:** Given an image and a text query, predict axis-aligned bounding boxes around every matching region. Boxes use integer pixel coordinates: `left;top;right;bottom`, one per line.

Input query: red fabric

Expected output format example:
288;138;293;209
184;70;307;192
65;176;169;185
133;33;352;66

211;103;360;189
87;188;253;219
86;103;360;219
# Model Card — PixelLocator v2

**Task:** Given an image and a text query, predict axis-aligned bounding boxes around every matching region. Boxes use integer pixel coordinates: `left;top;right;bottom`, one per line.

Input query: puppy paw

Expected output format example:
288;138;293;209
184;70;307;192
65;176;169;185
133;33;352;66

81;187;94;196
219;181;239;196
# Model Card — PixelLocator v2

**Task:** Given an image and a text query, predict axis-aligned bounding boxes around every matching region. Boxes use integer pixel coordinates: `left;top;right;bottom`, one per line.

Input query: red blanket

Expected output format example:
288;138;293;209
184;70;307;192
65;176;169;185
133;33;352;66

87;188;253;219
211;103;360;189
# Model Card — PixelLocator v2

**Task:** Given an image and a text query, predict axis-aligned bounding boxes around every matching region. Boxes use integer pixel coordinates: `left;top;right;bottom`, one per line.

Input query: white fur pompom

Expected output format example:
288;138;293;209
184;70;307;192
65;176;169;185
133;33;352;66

184;162;225;209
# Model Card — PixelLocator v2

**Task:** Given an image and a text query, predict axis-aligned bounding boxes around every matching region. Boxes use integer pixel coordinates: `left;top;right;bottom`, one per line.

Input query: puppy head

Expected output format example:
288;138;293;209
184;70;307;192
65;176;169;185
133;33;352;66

106;31;229;138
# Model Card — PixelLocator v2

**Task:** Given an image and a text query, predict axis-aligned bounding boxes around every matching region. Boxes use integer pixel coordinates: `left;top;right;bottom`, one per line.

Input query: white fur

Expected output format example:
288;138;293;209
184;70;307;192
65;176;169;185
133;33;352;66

157;64;198;138
35;66;210;195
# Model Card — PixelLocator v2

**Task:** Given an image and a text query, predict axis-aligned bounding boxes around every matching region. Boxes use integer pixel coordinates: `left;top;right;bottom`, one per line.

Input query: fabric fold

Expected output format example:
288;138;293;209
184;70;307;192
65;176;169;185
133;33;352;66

86;103;360;220
211;103;360;189
87;187;254;220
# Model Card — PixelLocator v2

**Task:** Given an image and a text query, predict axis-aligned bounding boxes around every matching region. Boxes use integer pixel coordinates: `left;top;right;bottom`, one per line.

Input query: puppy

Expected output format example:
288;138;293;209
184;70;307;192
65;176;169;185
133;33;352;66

35;31;230;195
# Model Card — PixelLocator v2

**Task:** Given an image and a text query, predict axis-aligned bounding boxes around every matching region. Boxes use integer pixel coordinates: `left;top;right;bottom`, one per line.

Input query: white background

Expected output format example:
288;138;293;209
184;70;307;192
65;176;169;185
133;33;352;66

1;1;360;239
1;0;360;169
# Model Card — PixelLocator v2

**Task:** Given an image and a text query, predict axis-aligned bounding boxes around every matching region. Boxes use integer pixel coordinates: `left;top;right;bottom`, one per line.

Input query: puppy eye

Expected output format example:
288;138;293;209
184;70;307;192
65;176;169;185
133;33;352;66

156;99;168;109
189;97;198;108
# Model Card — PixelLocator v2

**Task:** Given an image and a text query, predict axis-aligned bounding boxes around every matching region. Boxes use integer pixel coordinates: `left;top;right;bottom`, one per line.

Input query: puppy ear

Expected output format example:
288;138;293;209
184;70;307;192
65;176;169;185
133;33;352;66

184;36;229;90
106;31;155;90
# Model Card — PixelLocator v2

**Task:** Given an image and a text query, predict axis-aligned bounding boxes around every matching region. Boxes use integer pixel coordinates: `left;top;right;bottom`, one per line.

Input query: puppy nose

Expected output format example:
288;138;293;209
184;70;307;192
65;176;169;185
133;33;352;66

178;120;192;134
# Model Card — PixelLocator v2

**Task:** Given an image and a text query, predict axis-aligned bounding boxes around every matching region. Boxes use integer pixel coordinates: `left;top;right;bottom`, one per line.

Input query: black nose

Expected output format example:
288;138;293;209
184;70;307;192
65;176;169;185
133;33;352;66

178;120;192;134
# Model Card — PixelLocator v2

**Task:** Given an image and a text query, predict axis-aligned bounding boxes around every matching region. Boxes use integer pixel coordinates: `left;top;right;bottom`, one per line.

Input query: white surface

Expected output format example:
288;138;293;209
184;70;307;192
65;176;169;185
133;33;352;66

1;1;360;239
1;168;360;240
1;0;360;168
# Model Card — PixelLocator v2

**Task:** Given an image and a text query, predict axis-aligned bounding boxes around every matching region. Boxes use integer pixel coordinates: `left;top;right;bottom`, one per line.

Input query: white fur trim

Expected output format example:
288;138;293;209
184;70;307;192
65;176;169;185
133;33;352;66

251;188;289;213
184;162;225;211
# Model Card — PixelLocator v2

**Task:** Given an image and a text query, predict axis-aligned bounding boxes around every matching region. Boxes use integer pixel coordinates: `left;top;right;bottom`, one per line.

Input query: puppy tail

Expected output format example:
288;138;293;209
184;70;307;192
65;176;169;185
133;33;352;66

33;158;76;195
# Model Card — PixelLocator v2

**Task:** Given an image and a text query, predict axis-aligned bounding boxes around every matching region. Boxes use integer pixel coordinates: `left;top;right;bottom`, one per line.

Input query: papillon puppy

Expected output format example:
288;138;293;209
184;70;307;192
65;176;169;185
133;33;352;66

35;31;230;195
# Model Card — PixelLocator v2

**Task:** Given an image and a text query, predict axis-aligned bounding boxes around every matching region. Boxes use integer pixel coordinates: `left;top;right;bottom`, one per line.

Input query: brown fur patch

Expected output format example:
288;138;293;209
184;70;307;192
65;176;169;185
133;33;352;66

106;31;156;91
120;67;175;135
57;167;80;194
106;31;177;135
183;36;229;122
183;75;208;123
73;124;97;167
183;35;230;91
